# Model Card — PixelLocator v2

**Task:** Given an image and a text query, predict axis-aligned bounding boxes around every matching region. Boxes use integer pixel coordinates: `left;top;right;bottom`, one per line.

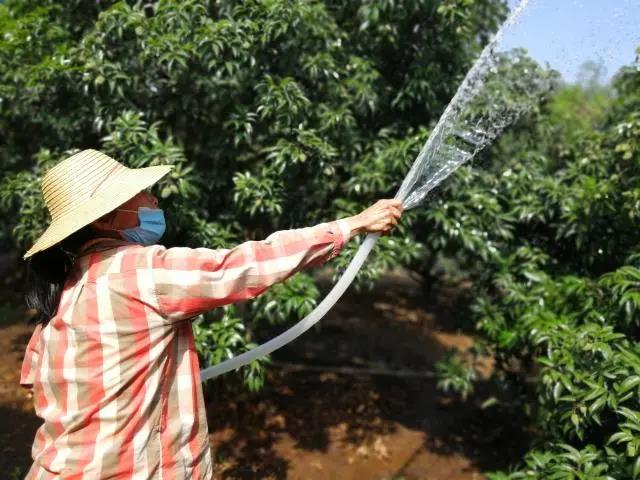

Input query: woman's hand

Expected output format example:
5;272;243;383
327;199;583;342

345;199;404;237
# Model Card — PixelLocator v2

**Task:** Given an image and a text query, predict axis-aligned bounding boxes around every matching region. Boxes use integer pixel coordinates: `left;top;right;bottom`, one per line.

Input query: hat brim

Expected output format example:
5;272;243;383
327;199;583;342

23;164;172;259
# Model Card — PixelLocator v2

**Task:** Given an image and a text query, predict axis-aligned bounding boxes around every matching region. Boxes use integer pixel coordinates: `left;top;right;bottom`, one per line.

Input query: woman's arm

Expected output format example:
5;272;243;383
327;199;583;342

150;199;403;322
149;220;349;322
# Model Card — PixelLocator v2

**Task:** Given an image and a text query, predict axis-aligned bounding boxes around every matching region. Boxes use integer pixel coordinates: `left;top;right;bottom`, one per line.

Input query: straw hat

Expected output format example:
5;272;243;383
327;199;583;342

23;149;172;259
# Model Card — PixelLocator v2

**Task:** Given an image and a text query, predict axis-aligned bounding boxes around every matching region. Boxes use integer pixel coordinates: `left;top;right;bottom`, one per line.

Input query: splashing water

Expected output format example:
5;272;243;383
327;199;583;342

398;0;551;209
398;0;640;208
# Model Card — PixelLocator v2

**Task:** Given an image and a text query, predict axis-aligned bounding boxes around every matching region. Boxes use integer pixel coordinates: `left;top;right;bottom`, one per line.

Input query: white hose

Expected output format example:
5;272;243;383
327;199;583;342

200;232;381;381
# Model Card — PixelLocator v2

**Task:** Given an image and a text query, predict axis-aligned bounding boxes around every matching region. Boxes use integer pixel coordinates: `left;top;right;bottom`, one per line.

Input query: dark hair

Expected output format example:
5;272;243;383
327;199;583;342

25;226;95;325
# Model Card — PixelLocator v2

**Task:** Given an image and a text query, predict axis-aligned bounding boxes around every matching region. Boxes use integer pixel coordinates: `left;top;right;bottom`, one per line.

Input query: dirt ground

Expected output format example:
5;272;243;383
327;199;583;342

0;270;530;479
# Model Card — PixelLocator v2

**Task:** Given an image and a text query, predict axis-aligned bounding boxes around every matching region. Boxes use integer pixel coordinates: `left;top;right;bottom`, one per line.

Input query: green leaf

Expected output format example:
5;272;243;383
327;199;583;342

619;376;640;395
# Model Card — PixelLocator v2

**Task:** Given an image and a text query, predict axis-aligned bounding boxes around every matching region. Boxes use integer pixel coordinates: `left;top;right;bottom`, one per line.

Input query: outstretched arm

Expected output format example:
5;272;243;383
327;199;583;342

150;219;349;322
151;199;403;322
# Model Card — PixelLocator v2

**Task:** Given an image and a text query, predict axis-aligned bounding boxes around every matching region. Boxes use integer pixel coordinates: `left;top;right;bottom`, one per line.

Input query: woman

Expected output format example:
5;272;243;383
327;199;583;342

20;149;403;479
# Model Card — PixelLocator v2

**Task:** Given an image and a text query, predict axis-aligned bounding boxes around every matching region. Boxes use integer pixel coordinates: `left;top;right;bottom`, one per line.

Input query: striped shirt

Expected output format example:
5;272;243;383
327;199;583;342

20;219;351;479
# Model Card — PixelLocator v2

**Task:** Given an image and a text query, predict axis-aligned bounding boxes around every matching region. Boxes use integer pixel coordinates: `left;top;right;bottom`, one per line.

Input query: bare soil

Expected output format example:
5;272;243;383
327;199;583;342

0;271;530;479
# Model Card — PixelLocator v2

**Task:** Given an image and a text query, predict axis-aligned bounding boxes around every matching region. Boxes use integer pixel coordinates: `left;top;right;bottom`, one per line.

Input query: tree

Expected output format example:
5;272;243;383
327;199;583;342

435;48;640;478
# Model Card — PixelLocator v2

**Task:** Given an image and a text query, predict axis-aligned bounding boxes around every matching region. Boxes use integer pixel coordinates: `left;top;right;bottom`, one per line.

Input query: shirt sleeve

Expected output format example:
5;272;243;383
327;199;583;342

150;218;352;322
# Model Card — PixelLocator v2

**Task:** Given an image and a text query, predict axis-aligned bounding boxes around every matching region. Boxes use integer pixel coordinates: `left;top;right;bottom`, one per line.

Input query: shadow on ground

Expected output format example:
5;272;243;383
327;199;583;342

0;304;38;477
205;270;532;479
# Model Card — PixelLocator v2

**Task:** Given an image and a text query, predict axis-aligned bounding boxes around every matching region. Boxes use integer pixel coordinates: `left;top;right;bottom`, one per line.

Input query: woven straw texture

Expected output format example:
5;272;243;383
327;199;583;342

24;149;172;258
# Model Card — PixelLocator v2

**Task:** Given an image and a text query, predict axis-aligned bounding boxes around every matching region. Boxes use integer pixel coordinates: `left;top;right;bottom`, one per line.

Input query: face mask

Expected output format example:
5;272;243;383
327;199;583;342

116;207;166;245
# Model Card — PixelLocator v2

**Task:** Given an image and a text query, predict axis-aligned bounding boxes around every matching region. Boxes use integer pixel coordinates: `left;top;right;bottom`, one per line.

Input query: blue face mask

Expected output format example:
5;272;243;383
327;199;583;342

117;207;166;245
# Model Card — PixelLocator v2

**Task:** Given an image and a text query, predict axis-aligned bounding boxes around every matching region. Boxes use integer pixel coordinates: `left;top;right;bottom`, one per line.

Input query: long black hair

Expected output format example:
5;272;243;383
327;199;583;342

25;226;95;325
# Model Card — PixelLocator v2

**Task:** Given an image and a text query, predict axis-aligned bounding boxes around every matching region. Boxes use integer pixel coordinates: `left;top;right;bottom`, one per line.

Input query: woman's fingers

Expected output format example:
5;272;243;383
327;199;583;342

355;198;404;235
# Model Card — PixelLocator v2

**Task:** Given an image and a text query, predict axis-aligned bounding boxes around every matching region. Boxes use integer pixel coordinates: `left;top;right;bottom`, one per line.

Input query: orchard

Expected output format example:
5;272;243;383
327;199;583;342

0;1;638;478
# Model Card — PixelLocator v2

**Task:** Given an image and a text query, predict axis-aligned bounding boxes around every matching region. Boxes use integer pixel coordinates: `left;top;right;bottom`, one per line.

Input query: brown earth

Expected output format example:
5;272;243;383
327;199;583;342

0;270;530;479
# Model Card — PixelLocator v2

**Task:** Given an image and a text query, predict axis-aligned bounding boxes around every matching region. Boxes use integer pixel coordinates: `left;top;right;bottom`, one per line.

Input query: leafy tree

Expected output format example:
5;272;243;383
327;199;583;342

435;52;640;478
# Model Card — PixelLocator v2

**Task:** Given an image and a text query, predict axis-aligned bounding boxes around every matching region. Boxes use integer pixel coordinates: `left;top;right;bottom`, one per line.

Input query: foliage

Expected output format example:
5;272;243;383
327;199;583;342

434;52;640;477
436;351;477;400
0;0;507;389
192;305;269;391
